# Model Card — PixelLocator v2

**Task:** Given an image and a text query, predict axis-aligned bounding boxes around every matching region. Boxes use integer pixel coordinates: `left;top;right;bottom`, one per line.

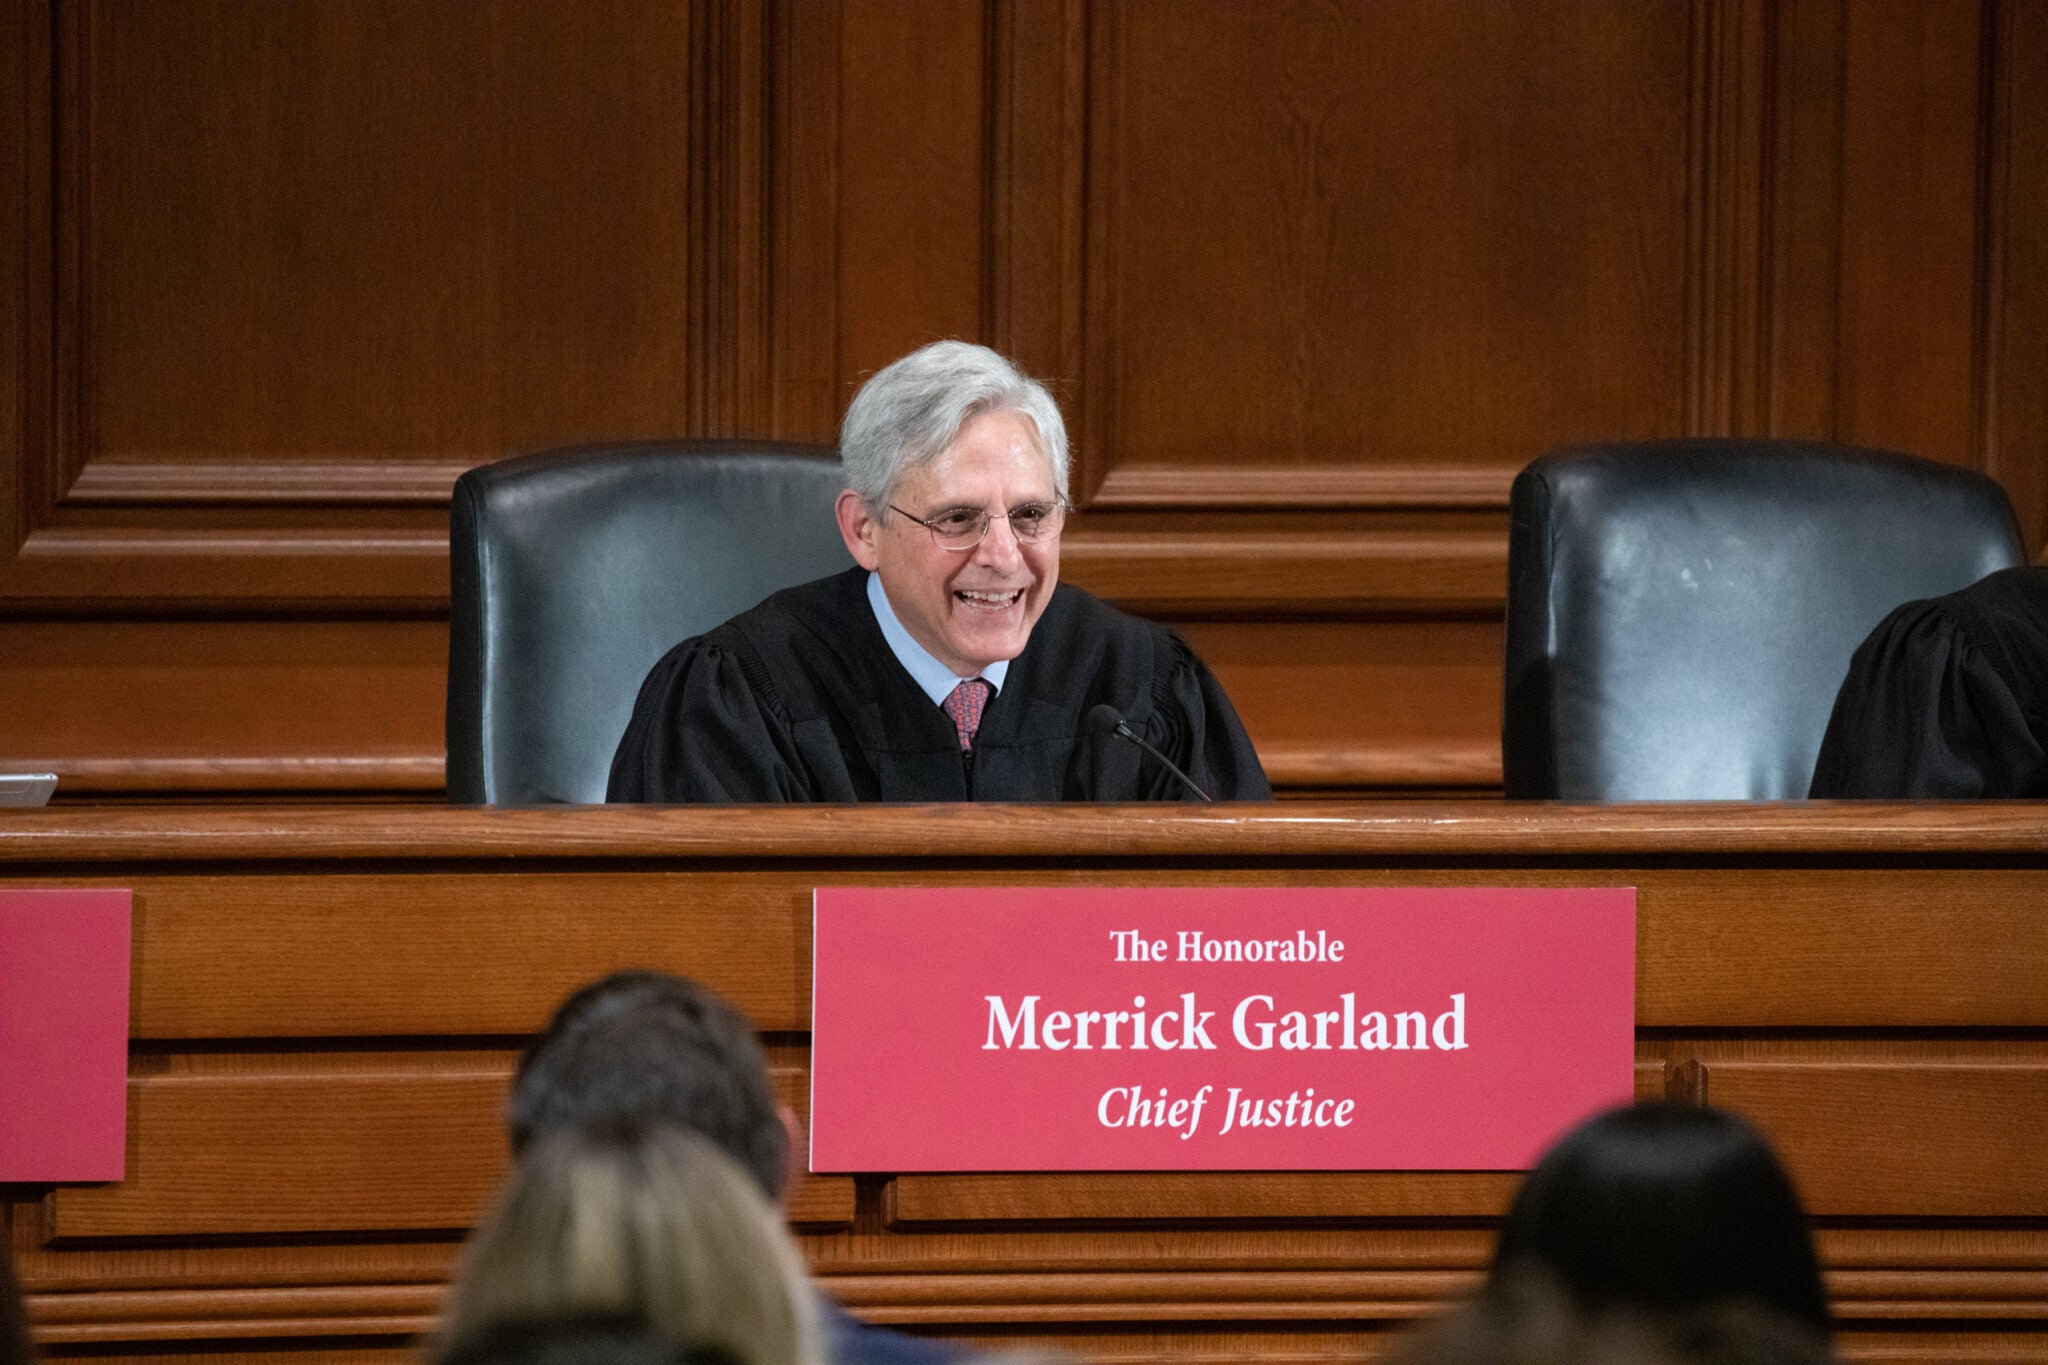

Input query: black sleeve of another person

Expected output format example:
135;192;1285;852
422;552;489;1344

1146;631;1272;802
1808;566;2048;799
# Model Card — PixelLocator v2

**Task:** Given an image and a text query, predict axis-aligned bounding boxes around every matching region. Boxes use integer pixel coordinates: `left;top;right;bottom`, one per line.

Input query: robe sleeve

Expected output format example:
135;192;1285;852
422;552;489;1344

1807;598;2048;798
1140;631;1274;802
606;636;814;804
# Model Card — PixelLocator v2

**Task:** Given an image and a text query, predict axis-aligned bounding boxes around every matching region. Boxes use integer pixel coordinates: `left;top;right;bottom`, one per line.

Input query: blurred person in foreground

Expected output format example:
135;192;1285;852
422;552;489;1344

509;970;964;1365
1387;1271;1830;1365
607;340;1268;803
434;1122;821;1365
437;1314;744;1365
1485;1103;1831;1344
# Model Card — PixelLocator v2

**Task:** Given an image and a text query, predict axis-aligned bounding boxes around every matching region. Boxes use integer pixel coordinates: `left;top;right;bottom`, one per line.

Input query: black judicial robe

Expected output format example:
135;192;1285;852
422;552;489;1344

1808;565;2048;798
606;568;1272;803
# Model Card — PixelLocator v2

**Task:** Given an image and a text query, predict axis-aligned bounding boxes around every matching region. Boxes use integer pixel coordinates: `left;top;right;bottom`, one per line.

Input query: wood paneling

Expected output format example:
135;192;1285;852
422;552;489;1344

1178;618;1504;791
0;620;445;793
4;805;2045;1364
1834;0;1990;469
1062;525;1509;613
25;854;2034;1040
765;0;844;441
1988;0;2048;553
113;871;810;1038
0;0;32;542
6;0;2046;794
834;0;987;389
1702;1061;2048;1217
686;0;772;437
1075;1;1691;503
12;800;2048;862
31;1284;440;1346
50;1073;508;1239
1761;0;1847;440
5;0;695;611
887;1173;1520;1227
46;1067;849;1241
8;831;2041;1041
38;1349;417;1365
1686;0;1773;438
72;0;695;474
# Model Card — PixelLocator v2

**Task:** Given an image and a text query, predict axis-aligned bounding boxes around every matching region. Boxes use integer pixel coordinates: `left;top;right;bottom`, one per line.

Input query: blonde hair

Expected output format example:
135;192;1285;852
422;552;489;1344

436;1123;823;1365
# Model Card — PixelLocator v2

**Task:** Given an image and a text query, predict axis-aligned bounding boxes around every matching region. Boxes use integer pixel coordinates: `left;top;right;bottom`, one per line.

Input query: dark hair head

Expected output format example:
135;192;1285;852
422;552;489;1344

508;972;787;1199
1;1246;33;1365
1389;1270;1831;1365
1489;1103;1829;1335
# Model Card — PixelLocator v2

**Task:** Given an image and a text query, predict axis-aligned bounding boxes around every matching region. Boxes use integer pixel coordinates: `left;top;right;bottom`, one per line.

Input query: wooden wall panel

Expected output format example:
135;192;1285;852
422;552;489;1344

0;619;445;794
39;1350;415;1365
1989;0;2048;550
7;807;2046;1365
21;853;2039;1043
1178;618;1503;791
51;1074;509;1239
1833;0;1989;469
0;0;29;545
1701;1062;2048;1218
834;0;987;391
4;0;2046;796
112;871;811;1039
4;0;707;612
1760;0;1847;440
889;1174;1521;1226
765;0;844;441
1077;1;1692;505
47;1067;849;1241
72;0;695;480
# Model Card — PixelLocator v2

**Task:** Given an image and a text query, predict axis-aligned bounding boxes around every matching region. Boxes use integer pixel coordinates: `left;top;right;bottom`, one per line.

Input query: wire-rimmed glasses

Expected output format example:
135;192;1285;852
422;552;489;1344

889;499;1070;552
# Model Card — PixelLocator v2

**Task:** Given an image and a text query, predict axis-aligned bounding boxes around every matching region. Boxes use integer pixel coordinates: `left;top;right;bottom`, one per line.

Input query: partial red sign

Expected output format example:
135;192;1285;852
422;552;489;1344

0;889;132;1181
811;886;1635;1172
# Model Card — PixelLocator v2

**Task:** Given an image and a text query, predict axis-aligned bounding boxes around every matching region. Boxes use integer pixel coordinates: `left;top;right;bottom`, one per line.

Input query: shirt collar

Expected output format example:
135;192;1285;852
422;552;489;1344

866;571;1008;707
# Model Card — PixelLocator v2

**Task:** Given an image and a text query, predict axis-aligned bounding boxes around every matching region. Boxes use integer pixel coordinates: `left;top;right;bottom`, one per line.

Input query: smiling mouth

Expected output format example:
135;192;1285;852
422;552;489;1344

956;588;1025;612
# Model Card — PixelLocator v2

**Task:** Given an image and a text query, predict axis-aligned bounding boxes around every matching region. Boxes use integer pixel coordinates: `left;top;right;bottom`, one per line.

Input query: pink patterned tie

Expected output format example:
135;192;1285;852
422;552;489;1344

941;679;992;751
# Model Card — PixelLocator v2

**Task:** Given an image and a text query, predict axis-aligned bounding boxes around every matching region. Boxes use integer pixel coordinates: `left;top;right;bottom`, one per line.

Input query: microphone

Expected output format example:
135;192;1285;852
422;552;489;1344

1087;704;1213;803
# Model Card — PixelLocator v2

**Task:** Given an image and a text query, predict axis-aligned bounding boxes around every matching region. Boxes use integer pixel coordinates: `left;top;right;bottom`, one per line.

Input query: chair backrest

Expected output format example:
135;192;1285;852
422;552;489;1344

1503;439;2025;800
447;442;852;804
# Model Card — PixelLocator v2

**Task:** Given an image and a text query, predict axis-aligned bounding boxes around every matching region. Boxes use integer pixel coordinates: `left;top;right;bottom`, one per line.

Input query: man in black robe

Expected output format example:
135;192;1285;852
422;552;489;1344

1808;565;2048;798
607;341;1270;803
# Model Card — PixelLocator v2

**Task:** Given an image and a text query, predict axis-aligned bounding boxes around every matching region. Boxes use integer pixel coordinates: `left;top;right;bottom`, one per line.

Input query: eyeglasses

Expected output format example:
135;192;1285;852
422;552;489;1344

889;499;1070;552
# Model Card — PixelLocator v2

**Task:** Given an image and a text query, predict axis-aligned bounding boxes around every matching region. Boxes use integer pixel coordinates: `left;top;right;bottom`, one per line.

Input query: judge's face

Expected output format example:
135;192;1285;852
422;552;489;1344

836;409;1061;678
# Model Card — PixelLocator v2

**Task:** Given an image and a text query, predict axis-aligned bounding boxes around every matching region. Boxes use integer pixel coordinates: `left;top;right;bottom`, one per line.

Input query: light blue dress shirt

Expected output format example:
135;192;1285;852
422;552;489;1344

866;571;1008;707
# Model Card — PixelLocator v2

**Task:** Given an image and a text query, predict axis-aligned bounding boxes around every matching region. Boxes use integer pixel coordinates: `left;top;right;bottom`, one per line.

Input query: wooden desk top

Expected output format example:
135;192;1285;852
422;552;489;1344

6;799;2047;862
5;802;2045;1365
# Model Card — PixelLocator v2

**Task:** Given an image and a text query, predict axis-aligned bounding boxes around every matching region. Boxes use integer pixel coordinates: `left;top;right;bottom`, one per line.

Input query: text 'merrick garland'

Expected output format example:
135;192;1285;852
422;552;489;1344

979;928;1470;1138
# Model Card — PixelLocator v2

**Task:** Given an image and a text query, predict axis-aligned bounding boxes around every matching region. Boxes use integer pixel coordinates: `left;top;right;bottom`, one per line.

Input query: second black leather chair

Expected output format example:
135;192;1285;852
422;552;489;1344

1502;439;2024;800
447;442;852;805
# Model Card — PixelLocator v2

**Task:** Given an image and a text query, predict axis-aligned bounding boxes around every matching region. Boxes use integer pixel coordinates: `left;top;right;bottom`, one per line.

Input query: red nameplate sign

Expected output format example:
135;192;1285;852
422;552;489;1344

811;886;1635;1172
0;889;133;1181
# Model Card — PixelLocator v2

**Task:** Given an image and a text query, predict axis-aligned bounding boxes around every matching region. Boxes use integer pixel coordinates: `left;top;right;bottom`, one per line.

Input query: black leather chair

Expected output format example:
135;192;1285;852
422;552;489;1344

1503;440;2024;800
447;442;852;804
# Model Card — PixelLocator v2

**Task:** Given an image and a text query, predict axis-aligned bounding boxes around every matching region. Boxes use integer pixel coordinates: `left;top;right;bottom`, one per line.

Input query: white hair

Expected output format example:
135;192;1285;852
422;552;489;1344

839;341;1069;508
